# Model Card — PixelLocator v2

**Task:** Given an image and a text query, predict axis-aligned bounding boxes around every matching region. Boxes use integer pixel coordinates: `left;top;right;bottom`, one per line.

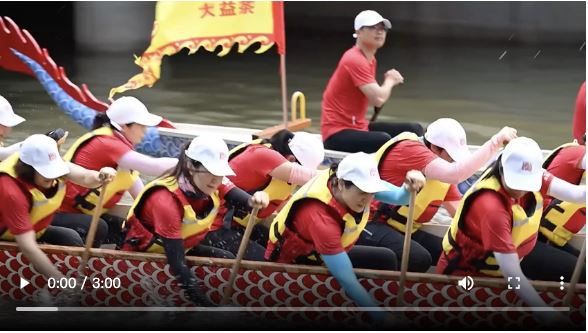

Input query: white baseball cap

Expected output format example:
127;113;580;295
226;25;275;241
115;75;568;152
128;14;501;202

106;96;162;131
500;137;543;192
0;95;25;127
20;134;70;179
336;152;389;193
424;118;471;162
185;135;235;176
354;10;392;31
289;132;325;169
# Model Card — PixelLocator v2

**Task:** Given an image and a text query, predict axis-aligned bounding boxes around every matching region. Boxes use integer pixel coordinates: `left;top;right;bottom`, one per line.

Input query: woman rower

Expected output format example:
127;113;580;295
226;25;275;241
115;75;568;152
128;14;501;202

520;136;586;282
0;134;115;281
358;118;517;272
437;137;585;321
204;130;324;260
122;135;269;305
265;152;425;320
58;96;178;246
0;95;26;161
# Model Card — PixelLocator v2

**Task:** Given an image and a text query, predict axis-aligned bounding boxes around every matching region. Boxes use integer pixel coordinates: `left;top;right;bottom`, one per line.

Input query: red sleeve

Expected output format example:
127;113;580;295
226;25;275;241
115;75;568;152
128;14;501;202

141;189;183;239
469;191;516;253
342;50;376;87
573;81;586;143
292;200;345;255
443;184;462;202
540;170;555;197
380;141;438;185
546;145;586;182
0;176;34;235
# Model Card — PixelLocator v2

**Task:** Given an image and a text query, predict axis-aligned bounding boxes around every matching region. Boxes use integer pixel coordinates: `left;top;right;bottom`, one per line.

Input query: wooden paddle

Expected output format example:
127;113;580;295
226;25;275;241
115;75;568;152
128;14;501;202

396;190;417;306
221;207;260;305
78;184;108;276
564;241;586;307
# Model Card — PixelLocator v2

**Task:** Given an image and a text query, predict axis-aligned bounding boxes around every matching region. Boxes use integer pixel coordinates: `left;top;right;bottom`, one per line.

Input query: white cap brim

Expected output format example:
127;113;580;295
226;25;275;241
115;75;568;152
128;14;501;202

0;113;25;127
446;144;471;162
34;161;70;179
353;178;389;194
503;168;542;192
110;113;161;131
202;160;236;177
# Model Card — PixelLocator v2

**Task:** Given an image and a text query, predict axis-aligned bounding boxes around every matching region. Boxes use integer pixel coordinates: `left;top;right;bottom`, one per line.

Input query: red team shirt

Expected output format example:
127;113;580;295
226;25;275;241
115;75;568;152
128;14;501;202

210;145;288;231
0;175;58;235
138;181;235;249
375;140;462;221
60;132;133;213
321;46;377;141
286;182;360;256
436;172;554;276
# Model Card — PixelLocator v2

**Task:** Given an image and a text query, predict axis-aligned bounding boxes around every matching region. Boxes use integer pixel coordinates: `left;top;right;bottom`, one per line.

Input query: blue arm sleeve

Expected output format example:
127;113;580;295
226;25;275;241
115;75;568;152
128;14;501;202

374;181;410;205
321;252;385;321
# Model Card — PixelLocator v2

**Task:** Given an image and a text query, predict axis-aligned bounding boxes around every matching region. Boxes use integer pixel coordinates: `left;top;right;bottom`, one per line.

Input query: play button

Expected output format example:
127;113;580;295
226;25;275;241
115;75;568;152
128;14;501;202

20;277;30;289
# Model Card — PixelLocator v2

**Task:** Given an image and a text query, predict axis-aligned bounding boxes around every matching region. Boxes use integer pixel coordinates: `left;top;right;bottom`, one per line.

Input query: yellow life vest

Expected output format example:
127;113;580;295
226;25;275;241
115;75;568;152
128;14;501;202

0;153;66;240
373;132;452;234
64;127;139;215
441;171;543;277
268;169;369;260
228;140;296;227
539;142;586;247
126;176;220;253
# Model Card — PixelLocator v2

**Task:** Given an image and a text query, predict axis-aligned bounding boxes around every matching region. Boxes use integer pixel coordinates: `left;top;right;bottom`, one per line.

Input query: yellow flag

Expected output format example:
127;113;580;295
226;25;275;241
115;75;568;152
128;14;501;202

110;1;285;98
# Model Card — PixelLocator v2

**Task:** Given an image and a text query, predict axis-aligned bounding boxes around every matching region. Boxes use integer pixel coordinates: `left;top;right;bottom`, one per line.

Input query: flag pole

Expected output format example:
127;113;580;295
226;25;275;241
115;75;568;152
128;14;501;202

280;53;288;129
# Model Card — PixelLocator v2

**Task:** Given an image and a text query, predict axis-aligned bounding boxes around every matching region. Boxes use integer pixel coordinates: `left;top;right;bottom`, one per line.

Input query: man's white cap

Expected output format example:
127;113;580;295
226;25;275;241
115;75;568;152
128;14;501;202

500;137;543;192
289;132;325;169
336;152;389;193
354;10;392;31
106;96;162;131
185;135;235;176
424;118;471;162
20;134;70;179
0;95;25;127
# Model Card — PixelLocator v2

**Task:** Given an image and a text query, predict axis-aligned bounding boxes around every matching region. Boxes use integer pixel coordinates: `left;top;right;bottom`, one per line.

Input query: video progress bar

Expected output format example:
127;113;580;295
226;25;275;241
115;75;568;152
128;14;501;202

16;306;571;312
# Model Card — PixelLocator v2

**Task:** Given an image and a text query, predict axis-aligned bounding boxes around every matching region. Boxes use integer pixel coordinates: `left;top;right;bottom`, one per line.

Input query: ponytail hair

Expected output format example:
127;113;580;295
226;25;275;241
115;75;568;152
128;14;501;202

482;155;502;182
261;129;294;157
327;162;353;189
92;113;112;130
164;141;203;182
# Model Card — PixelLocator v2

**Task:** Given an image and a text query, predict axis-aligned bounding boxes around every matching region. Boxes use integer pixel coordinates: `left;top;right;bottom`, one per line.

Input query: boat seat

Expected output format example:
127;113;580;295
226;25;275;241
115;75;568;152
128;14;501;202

253;118;312;139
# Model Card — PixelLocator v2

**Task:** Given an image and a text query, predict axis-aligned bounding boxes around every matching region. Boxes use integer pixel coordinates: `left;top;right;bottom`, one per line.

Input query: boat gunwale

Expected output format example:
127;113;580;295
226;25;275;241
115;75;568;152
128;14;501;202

1;241;583;293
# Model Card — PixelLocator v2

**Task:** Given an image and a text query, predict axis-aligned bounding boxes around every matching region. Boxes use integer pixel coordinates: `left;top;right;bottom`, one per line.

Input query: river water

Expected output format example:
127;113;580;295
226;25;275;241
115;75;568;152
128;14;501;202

0;30;585;151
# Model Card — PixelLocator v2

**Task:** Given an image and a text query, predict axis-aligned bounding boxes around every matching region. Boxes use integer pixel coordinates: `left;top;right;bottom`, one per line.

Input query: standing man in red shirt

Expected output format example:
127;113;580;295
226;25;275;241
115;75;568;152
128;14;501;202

321;10;423;154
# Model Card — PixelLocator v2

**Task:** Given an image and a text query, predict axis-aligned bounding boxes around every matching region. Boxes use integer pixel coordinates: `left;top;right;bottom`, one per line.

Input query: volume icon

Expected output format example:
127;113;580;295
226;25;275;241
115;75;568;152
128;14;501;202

458;276;474;291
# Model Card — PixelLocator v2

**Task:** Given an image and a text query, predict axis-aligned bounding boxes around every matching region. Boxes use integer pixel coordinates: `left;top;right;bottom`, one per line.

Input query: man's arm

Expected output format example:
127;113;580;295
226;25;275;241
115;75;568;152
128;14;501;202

359;69;403;108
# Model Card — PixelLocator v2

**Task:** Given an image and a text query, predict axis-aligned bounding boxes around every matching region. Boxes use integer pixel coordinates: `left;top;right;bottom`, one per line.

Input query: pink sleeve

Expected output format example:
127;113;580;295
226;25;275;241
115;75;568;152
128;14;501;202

343;52;376;87
424;139;501;184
